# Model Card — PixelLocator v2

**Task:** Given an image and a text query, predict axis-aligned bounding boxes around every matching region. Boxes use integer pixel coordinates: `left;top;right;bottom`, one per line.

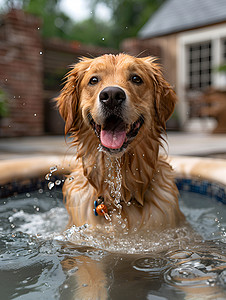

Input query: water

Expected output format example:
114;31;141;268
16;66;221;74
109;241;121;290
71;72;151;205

0;189;226;299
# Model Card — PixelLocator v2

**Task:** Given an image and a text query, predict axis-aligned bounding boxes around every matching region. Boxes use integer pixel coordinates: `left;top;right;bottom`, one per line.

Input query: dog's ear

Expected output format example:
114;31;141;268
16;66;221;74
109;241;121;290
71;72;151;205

56;58;91;134
142;57;177;130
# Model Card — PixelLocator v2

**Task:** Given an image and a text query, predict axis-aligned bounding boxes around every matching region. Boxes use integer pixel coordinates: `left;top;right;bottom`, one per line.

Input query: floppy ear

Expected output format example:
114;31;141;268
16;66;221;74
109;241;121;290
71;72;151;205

56;72;78;134
142;57;177;130
154;76;177;129
56;58;92;134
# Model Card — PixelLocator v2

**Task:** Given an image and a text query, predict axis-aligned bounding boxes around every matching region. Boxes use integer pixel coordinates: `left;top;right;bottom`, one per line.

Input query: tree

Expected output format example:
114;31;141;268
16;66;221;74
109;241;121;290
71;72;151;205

87;0;166;47
2;0;72;39
2;0;166;48
23;0;72;39
68;17;112;48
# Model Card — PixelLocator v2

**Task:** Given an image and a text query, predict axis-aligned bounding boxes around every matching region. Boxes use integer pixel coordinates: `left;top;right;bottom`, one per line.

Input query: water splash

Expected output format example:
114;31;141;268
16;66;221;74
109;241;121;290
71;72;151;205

45;165;63;190
50;166;58;173
48;182;54;190
105;157;122;209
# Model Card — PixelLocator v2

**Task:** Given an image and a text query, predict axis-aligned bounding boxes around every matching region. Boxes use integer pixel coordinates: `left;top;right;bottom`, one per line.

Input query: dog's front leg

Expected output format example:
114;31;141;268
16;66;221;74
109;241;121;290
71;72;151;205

61;255;108;300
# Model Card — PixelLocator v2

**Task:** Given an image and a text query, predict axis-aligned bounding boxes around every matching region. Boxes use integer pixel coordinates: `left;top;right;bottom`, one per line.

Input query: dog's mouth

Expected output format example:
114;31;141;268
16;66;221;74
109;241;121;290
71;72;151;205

88;114;144;153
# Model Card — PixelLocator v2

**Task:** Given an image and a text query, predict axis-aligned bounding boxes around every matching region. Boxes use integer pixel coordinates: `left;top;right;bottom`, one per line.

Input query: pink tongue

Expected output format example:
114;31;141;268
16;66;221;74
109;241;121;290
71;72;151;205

100;129;126;149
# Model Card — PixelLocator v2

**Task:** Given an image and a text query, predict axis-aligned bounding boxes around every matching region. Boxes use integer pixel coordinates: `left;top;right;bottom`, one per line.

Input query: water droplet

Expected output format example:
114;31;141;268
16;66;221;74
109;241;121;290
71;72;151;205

207;278;216;286
45;173;51;180
26;193;31;198
68;266;79;275
102;37;105;41
55;179;61;185
39;51;43;55
50;166;57;173
48;182;54;190
34;113;37;117
37;27;40;30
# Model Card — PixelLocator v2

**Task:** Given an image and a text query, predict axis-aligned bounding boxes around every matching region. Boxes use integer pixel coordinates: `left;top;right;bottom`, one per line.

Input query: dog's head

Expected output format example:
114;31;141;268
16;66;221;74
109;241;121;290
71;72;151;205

57;54;177;155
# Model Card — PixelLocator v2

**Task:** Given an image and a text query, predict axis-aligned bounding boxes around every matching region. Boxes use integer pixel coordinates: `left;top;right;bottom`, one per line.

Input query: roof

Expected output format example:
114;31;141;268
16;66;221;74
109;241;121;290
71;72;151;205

139;0;226;38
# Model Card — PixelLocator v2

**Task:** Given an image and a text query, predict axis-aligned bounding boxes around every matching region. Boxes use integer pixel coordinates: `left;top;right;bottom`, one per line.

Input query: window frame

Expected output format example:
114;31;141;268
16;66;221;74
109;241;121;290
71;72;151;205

177;24;226;124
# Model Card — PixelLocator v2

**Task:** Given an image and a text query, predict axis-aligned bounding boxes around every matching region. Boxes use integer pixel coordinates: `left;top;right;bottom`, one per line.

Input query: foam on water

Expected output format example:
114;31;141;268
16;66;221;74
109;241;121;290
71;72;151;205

10;207;68;237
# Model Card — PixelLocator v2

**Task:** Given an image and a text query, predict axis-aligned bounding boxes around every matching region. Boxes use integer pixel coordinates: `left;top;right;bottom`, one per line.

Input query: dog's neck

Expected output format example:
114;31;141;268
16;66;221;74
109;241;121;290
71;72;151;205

80;135;160;206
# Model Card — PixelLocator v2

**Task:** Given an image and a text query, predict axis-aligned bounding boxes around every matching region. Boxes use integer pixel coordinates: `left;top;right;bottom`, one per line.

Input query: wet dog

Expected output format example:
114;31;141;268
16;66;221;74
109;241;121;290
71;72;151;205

56;54;226;300
56;53;185;232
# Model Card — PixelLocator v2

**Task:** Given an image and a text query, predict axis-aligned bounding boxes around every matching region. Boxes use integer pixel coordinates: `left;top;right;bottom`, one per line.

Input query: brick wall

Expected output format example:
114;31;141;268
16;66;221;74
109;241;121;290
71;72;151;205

0;9;44;136
0;9;160;136
0;9;118;136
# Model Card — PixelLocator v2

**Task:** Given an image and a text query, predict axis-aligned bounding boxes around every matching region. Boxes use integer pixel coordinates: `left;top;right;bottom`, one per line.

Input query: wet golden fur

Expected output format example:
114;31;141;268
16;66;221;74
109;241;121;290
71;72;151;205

56;53;185;231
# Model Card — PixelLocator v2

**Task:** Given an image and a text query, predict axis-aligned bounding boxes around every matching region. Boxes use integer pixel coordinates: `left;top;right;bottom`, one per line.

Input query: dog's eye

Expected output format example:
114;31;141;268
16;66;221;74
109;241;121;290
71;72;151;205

89;76;99;85
131;75;143;85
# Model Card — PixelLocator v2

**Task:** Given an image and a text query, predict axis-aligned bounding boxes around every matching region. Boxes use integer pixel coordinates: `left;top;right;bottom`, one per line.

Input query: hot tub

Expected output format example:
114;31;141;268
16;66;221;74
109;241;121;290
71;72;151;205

0;155;226;300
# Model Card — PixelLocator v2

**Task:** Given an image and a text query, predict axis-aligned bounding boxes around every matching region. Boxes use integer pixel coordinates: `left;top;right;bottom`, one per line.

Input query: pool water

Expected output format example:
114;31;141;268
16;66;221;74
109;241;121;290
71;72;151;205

0;189;226;300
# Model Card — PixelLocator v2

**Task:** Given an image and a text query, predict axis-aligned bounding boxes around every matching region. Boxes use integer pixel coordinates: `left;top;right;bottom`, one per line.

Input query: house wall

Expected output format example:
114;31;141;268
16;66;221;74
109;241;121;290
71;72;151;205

145;35;178;87
0;9;44;137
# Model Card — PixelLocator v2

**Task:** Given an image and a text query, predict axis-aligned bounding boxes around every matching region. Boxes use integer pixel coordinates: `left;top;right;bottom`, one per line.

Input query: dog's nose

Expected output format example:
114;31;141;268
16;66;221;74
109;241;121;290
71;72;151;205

99;87;126;108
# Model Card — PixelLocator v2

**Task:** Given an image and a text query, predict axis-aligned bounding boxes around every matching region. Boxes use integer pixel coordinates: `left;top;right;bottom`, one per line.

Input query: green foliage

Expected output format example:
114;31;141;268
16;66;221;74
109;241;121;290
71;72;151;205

3;0;166;48
88;0;166;47
68;18;112;47
217;64;226;73
23;0;72;39
0;89;9;118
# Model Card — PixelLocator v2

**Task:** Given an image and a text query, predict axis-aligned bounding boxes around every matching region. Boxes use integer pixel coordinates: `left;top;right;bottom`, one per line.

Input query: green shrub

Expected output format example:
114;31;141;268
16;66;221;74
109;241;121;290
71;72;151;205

0;89;9;118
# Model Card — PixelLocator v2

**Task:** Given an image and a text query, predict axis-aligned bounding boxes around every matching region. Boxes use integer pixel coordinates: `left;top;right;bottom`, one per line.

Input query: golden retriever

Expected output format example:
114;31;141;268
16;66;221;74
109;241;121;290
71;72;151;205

56;53;185;232
56;54;226;300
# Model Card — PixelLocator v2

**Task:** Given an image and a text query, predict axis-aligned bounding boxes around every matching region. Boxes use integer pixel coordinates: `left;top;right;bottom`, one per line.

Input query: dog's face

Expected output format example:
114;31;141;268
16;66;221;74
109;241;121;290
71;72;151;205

57;54;177;155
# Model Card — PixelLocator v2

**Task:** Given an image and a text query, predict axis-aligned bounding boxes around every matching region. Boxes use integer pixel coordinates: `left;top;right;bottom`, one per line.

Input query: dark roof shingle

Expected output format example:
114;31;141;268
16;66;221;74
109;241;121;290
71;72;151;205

139;0;226;38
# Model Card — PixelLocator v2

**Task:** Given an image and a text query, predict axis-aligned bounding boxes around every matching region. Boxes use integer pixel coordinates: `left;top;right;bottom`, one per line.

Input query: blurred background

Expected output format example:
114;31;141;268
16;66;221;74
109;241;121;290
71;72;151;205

0;0;226;156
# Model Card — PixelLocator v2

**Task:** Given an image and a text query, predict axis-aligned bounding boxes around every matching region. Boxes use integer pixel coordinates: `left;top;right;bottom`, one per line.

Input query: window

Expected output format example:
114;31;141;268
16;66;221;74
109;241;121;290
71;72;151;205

187;41;212;90
222;39;226;61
